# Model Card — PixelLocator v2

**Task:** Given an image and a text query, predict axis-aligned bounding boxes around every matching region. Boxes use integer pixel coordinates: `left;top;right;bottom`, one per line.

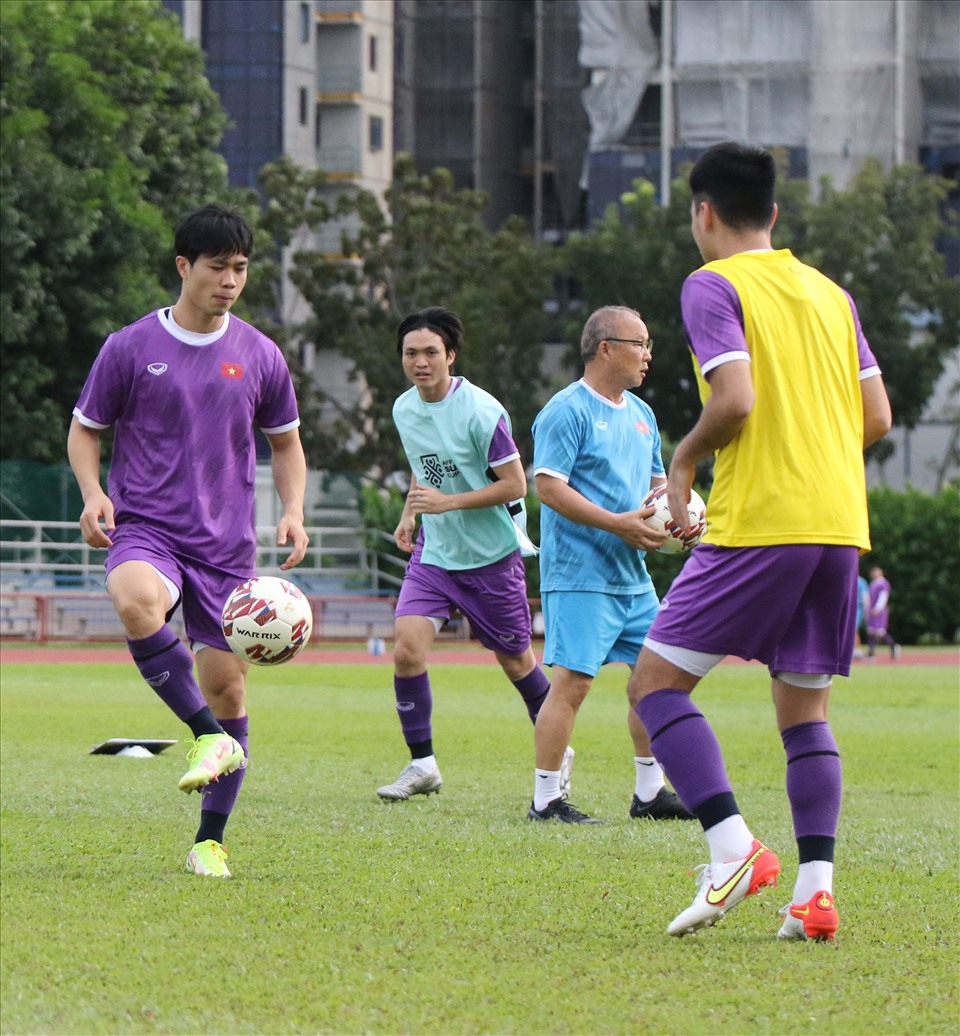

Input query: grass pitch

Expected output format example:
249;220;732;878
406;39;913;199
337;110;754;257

1;655;957;1035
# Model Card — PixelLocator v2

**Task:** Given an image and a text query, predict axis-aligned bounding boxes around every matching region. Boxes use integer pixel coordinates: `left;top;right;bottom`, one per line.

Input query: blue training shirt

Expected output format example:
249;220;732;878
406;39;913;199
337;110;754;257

533;379;663;594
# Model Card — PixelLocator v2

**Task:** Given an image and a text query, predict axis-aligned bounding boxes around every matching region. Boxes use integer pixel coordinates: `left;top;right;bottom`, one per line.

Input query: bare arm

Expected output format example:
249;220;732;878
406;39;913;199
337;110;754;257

67;417;114;548
409;457;527;516
861;374;892;448
266;428;309;571
535;472;667;552
395;474;418;553
668;359;754;530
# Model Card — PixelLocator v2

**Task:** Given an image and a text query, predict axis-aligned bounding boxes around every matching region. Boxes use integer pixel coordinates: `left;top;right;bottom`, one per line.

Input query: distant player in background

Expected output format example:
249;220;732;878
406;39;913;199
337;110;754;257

68;204;309;877
527;305;694;825
626;142;892;939
866;565;901;660
376;307;563;801
853;573;870;659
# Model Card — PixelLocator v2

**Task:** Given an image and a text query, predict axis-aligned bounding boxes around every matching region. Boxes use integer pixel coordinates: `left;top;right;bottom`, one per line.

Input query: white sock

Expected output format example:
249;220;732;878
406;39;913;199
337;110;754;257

704;814;755;863
413;754;437;773
793;861;834;903
534;769;561;811
634;757;665;802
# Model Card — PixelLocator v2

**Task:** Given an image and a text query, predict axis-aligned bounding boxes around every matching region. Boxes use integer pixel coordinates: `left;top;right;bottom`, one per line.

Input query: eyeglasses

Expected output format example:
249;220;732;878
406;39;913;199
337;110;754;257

606;338;654;354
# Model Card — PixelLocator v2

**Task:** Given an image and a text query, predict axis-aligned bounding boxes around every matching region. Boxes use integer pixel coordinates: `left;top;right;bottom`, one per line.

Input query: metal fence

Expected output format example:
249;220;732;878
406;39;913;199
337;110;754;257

0;520;543;645
0;520;406;592
0;519;414;642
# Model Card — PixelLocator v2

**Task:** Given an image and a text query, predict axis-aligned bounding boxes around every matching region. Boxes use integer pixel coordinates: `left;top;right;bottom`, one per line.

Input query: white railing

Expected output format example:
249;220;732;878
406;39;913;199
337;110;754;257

0;520;407;595
0;518;412;642
0;521;541;644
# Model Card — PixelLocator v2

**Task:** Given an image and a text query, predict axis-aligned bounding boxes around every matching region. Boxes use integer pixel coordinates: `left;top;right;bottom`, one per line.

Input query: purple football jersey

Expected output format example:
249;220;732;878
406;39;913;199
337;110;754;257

74;308;299;571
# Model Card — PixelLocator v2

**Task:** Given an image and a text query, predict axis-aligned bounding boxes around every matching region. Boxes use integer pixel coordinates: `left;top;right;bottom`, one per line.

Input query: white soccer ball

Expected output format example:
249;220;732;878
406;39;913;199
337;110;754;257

221;576;313;665
642;485;707;555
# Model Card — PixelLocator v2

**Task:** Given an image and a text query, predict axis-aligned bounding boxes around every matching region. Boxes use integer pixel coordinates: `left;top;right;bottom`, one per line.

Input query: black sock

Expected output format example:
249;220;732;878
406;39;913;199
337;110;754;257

408;739;434;760
194;812;227;845
185;706;224;739
195;810;228;846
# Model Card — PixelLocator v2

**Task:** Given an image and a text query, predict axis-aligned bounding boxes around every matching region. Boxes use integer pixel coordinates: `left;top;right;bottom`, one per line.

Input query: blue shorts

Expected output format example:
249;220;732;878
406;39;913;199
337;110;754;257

395;548;532;656
105;525;252;651
648;543;859;677
542;588;660;677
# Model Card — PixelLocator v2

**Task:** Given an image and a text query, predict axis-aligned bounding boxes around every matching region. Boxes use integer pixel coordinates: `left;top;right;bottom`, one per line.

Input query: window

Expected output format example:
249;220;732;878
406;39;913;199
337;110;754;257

299;2;310;43
369;34;377;72
315;108;322;148
369;115;383;152
299;87;308;126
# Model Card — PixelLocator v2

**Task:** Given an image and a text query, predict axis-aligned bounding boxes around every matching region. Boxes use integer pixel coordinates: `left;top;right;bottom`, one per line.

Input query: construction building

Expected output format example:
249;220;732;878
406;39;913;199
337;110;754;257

580;0;958;266
161;0;958;491
161;0;958;255
394;0;587;238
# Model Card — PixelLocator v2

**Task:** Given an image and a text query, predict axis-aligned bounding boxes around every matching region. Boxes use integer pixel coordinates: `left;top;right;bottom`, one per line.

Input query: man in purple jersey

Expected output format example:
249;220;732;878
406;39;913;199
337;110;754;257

625;143;892;940
376;307;563;802
68;204;309;877
865;565;901;660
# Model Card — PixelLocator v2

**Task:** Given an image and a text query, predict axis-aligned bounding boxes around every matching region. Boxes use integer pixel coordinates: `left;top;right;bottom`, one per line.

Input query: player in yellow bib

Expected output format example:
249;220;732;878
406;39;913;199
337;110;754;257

626;142;893;940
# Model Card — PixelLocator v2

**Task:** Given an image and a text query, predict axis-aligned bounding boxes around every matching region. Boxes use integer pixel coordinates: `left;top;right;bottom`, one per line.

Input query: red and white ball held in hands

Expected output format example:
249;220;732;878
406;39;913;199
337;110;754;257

221;576;313;665
642;485;707;555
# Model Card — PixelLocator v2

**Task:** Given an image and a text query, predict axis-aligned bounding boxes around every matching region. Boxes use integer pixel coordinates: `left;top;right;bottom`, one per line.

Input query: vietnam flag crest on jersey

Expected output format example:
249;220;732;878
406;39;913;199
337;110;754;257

221;362;243;379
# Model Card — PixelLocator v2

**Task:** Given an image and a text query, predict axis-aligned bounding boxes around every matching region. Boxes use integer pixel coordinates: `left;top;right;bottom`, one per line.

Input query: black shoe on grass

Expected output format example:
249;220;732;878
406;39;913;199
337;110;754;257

528;798;602;824
630;788;695;820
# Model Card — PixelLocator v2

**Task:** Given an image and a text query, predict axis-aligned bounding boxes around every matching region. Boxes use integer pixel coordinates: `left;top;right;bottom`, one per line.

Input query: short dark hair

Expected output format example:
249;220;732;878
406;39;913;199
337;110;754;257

581;305;641;361
396;307;464;357
174;204;254;264
689;142;776;231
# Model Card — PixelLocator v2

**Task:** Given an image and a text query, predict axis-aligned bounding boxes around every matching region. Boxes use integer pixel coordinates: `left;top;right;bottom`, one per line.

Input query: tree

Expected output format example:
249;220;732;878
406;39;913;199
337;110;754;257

558;177;704;447
0;0;230;462
863;485;960;644
235;155;335;467
254;153;554;475
797;160;959;439
558;159;959;458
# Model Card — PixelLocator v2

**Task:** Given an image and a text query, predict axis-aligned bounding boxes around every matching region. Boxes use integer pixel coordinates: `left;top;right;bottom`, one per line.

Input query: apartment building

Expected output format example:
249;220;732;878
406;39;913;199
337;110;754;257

162;0;393;249
162;0;394;415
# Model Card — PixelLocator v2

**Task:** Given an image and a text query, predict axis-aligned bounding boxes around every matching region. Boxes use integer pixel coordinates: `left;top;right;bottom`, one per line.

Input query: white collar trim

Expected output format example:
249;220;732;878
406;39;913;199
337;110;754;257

157;307;231;345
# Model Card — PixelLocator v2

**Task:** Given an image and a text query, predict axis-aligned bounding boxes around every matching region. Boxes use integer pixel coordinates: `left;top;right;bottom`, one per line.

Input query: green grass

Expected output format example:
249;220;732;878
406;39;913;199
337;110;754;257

1;658;957;1035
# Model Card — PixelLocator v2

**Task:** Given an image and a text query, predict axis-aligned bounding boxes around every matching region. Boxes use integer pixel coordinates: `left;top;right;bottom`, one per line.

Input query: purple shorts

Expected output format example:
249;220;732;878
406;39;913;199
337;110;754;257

395;548;532;656
105;524;253;651
649;543;859;677
866;611;889;635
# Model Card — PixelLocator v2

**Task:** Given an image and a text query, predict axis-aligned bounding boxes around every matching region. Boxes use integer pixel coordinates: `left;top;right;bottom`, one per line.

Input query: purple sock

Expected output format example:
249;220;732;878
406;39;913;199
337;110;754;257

637;689;735;815
513;665;550;723
781;721;841;862
394;672;433;746
128;626;206;722
200;715;249;820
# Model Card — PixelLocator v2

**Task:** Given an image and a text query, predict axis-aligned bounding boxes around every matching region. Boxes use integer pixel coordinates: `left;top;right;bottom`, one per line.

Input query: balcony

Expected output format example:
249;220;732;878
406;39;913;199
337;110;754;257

317;144;361;178
316;0;362;23
316;66;362;101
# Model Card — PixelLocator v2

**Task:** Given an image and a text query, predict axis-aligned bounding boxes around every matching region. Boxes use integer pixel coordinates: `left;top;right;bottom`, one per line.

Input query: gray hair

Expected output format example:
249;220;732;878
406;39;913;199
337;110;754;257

580;306;642;361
